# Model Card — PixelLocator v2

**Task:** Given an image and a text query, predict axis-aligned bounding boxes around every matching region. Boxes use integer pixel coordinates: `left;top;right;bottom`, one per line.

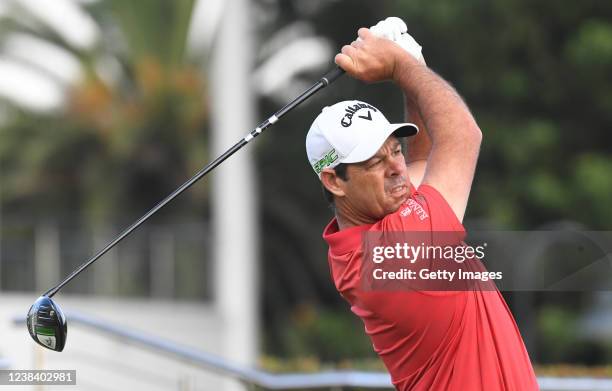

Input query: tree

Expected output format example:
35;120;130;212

0;0;208;224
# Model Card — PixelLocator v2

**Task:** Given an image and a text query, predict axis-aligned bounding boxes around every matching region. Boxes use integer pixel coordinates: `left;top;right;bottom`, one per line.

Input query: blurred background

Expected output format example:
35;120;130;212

0;0;611;390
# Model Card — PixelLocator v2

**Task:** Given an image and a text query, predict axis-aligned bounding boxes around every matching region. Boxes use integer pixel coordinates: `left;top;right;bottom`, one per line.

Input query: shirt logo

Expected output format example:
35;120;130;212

340;103;378;127
400;207;412;217
400;198;429;221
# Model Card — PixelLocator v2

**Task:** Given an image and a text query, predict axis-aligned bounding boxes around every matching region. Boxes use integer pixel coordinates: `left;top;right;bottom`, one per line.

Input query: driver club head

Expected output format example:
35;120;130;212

27;296;67;352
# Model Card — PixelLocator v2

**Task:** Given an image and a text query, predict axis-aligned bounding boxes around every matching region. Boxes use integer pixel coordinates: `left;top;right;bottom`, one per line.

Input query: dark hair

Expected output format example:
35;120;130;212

322;163;349;206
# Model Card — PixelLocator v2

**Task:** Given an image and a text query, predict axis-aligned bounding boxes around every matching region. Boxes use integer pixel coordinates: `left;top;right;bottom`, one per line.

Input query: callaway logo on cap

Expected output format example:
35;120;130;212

306;100;419;178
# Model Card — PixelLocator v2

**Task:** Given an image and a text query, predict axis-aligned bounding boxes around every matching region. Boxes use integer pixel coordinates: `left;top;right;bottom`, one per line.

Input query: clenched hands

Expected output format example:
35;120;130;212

335;28;423;84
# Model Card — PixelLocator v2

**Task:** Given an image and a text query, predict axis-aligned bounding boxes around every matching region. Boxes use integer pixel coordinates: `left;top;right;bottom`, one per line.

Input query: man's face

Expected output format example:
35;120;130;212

337;136;410;222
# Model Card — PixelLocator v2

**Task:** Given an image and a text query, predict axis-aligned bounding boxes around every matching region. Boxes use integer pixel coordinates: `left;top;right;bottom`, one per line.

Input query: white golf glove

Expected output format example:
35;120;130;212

368;17;425;64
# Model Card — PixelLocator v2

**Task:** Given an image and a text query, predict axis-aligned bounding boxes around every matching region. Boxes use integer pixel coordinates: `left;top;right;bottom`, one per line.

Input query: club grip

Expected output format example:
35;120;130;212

321;67;345;86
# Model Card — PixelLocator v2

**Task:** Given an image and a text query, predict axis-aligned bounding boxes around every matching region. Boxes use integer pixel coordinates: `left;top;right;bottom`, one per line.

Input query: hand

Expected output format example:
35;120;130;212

369;17;425;65
335;28;420;83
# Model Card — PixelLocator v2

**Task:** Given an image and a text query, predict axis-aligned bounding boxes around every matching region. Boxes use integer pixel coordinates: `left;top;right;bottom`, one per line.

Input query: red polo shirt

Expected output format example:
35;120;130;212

323;184;538;390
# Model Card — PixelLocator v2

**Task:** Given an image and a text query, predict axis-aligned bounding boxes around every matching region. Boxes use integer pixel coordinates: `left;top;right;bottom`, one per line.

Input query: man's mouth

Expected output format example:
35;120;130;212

389;184;407;196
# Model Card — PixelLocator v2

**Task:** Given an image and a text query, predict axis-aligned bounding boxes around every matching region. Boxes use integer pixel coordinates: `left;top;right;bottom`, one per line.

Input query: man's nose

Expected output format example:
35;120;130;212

386;157;404;177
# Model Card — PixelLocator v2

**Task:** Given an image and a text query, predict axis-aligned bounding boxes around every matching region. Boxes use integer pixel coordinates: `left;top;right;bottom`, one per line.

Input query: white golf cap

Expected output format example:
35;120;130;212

306;100;418;178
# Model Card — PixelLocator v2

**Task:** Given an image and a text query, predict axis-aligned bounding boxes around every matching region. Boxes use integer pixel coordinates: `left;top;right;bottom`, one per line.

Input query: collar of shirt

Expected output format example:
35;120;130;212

323;217;372;255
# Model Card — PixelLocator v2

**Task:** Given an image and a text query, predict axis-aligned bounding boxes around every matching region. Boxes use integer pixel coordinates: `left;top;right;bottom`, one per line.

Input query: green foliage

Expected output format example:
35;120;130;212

0;0;209;224
537;306;608;364
269;303;376;362
388;0;612;229
571;154;612;225
100;0;195;67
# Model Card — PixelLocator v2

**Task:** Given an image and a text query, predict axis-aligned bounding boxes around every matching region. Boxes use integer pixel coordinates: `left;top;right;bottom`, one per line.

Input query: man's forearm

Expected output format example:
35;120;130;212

403;93;431;163
393;51;481;220
394;54;481;148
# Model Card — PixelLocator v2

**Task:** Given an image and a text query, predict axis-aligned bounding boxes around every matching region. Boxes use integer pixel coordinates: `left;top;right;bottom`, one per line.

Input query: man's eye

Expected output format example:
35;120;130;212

393;148;402;155
368;159;382;168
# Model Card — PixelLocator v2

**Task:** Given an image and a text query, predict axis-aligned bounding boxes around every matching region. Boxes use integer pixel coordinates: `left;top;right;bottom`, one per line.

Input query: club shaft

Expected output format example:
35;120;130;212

45;67;345;298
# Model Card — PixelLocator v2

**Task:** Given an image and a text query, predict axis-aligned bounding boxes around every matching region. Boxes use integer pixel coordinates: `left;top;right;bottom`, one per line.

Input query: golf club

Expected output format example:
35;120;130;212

27;66;345;352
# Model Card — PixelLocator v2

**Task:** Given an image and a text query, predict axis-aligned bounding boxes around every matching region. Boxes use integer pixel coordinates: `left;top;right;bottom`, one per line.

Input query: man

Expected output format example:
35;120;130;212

305;18;538;390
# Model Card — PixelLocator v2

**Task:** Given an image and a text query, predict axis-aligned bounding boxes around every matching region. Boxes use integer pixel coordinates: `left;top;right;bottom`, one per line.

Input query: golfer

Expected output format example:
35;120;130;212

306;18;538;390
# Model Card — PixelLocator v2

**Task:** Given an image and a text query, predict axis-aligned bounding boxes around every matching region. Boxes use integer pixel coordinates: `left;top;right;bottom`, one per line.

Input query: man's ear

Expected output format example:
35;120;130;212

320;168;346;198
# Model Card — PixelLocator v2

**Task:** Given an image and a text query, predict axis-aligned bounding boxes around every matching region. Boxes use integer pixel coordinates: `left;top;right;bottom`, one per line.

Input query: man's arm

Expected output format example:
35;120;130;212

336;28;482;221
368;19;432;188
403;94;431;188
396;56;481;222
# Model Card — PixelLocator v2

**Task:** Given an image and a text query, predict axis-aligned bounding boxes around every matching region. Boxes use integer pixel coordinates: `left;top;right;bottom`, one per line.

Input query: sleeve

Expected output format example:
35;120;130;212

415;184;466;233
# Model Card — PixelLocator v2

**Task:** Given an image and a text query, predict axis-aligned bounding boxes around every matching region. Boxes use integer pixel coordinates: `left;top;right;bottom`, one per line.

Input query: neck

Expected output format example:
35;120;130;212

335;203;376;230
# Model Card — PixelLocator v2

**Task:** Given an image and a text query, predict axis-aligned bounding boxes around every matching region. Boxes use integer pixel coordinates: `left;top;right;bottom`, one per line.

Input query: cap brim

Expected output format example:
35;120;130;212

390;122;419;137
340;122;419;164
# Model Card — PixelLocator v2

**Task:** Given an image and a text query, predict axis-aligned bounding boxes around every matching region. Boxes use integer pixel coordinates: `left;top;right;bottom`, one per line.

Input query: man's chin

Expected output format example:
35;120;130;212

386;193;409;215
